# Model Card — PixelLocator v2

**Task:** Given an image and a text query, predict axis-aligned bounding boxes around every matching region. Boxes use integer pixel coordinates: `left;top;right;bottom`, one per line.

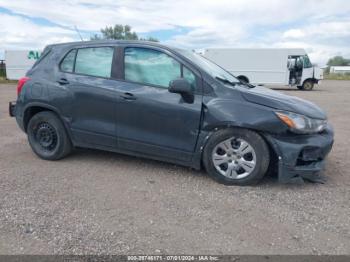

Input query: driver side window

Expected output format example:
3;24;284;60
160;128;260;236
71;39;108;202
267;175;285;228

124;47;181;88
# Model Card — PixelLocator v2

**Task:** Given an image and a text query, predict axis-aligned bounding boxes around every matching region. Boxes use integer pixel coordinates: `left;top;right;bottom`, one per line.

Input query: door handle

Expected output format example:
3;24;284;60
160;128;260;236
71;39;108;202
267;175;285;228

57;78;69;85
120;92;136;101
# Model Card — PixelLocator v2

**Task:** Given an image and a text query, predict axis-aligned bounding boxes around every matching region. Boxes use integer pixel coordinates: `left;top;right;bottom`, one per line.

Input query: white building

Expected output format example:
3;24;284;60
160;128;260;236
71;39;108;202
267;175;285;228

330;66;350;74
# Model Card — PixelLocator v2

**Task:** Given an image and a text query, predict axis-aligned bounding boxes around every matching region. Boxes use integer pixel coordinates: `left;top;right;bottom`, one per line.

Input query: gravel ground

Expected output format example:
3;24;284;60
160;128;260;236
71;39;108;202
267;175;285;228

0;80;349;255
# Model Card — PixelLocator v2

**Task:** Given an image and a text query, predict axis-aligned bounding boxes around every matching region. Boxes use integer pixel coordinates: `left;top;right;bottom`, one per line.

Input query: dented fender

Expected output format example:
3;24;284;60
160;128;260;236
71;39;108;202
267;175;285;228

193;93;334;183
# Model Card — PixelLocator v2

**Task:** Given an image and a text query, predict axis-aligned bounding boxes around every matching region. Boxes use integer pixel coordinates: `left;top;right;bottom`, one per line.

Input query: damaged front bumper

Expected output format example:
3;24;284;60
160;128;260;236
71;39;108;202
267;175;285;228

264;124;334;183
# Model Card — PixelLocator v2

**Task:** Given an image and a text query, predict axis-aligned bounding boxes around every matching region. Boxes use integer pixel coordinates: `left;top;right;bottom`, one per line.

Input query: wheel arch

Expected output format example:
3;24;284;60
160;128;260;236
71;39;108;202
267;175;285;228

199;124;272;184
197;124;278;171
22;103;73;145
303;78;318;85
23;103;58;131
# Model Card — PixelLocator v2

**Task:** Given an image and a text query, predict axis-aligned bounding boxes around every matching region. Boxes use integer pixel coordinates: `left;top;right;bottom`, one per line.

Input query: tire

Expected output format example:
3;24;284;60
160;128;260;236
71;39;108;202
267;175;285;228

203;128;270;185
301;80;314;91
27;111;72;160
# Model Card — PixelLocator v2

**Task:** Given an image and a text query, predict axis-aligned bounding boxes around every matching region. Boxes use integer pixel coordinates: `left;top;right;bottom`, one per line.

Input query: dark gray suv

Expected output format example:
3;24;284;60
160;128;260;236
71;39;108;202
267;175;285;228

9;40;334;185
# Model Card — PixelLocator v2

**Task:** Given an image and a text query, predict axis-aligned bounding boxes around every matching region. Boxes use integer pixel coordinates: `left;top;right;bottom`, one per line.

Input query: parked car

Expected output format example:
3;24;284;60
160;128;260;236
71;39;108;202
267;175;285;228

9;41;334;185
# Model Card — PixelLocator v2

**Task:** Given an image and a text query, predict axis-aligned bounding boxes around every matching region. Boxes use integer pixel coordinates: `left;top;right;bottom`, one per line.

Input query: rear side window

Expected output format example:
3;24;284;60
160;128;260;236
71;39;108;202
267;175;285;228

75;47;114;78
60;49;76;72
125;47;181;88
32;48;51;69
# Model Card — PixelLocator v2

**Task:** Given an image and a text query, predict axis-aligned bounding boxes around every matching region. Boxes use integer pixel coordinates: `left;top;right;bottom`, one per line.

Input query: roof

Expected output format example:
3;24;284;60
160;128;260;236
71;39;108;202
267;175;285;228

330;66;350;70
47;40;169;49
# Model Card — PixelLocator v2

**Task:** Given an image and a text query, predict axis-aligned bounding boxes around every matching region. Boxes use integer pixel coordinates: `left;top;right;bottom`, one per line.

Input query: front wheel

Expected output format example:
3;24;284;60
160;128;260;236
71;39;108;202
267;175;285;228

27;111;72;160
203;128;270;185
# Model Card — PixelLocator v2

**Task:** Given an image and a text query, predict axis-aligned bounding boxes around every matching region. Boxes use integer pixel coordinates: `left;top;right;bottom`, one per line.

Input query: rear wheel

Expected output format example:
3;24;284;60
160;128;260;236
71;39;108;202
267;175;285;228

27;111;72;160
301;80;314;91
203;128;270;185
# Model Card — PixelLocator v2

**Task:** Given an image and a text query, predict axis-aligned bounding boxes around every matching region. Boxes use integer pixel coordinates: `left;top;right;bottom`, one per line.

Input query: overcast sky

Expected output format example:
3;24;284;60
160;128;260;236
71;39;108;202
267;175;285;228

0;0;350;65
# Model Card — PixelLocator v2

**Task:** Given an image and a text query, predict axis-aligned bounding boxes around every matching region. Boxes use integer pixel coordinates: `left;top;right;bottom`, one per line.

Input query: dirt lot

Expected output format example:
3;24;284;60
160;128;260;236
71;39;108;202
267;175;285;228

0;80;349;255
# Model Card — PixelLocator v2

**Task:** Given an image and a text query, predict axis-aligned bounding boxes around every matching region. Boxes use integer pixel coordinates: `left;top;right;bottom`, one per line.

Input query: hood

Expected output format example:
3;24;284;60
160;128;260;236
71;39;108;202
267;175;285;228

239;86;327;119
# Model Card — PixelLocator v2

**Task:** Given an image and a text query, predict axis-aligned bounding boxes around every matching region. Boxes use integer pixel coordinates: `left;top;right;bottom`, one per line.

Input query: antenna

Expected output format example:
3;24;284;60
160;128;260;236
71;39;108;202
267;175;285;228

74;25;84;41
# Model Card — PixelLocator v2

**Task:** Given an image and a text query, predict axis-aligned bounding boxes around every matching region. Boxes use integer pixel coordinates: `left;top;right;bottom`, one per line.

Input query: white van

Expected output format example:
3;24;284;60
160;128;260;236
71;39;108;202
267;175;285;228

201;48;323;90
5;50;41;80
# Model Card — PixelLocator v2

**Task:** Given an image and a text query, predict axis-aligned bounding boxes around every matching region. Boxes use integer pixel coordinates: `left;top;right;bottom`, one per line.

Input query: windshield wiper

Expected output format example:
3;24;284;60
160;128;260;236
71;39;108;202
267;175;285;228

242;81;256;88
215;77;238;87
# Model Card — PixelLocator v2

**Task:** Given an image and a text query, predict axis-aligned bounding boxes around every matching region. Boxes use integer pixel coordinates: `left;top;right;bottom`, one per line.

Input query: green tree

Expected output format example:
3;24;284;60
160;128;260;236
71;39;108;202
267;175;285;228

327;56;349;66
326;56;350;73
91;24;158;42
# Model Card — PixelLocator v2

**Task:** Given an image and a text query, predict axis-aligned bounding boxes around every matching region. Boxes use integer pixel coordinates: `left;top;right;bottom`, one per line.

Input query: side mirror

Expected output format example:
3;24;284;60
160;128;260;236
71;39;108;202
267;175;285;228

169;78;193;95
169;78;194;103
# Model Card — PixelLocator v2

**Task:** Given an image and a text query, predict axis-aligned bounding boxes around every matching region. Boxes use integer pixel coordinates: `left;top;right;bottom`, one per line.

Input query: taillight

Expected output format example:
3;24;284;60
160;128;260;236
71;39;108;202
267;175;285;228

17;77;31;96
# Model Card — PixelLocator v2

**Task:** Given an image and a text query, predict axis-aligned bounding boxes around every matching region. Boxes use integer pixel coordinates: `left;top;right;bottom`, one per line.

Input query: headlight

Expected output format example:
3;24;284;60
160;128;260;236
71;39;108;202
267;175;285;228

275;111;327;134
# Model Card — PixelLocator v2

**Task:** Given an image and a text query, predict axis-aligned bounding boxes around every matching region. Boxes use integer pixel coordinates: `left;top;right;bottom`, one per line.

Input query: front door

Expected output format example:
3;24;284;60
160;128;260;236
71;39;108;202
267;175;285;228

115;46;203;162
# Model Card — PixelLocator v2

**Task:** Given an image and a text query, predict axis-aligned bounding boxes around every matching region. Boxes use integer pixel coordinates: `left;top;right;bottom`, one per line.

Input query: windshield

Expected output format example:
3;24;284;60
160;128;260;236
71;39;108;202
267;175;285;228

177;49;240;84
302;55;313;68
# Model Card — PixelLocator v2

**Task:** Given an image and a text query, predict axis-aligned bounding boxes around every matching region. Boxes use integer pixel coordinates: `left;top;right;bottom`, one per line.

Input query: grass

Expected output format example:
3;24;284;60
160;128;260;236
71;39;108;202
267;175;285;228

0;70;18;84
0;69;6;77
324;73;350;80
0;77;17;84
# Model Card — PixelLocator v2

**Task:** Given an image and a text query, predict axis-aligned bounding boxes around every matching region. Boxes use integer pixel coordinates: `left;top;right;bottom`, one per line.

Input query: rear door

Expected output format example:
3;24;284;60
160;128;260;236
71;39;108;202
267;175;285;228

57;46;118;148
115;45;203;163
